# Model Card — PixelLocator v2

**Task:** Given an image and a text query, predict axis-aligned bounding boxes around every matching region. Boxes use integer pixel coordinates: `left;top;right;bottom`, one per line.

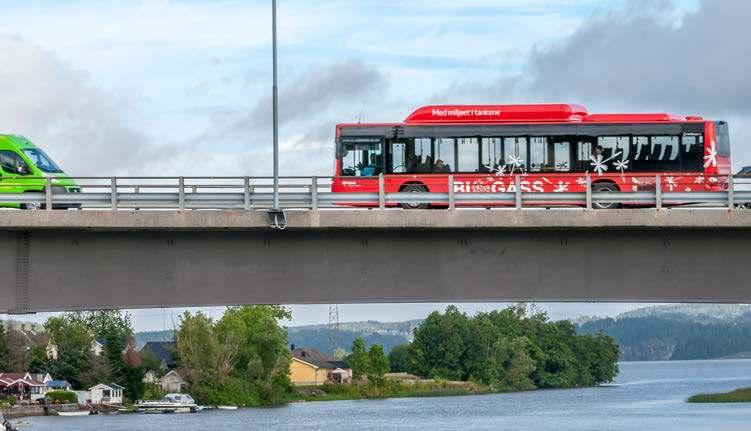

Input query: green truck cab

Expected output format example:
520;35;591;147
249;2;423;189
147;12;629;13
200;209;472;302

0;135;79;209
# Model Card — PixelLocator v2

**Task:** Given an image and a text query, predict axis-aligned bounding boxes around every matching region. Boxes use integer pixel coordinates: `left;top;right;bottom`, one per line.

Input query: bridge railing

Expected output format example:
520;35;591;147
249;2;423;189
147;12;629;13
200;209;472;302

0;174;750;210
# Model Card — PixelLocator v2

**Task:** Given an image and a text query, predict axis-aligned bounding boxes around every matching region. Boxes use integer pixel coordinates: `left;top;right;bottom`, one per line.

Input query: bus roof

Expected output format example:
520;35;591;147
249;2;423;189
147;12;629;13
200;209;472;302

337;104;705;130
403;104;703;124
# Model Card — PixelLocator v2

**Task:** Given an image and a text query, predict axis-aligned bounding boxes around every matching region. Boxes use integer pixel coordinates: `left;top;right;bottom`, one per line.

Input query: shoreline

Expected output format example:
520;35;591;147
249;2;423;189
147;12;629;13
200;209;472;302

688;387;751;403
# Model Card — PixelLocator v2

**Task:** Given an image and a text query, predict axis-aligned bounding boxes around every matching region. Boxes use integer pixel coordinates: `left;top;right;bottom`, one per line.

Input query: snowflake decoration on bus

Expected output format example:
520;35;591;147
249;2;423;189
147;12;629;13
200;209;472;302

664;176;682;191
556;161;569;171
589;151;622;176
491;163;506;176
694;175;705;184
576;177;588;188
704;140;717;168
631;177;642;191
553;181;569;192
506;154;525;173
613;159;630;175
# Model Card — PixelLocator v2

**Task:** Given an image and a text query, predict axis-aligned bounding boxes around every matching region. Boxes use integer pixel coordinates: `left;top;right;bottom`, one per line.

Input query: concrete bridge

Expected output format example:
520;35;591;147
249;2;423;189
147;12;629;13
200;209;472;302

1;208;750;314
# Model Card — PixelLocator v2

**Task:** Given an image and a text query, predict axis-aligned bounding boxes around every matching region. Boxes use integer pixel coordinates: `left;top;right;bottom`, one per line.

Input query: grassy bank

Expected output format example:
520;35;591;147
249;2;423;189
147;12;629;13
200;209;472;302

294;379;488;403
688;387;751;403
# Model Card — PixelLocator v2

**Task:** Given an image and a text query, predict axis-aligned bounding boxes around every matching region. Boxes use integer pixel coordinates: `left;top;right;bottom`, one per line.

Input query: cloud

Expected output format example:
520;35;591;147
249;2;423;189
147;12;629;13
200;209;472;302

246;59;387;129
522;0;751;114
439;0;751;112
159;60;389;177
435;0;751;166
0;36;150;176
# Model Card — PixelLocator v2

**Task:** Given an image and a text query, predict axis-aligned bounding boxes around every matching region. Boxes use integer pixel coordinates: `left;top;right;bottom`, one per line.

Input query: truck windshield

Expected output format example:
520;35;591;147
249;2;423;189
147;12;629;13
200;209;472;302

22;148;63;173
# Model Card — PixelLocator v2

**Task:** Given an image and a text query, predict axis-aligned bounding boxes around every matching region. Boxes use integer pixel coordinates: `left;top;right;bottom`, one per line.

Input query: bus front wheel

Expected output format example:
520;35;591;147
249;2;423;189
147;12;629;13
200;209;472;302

400;184;429;209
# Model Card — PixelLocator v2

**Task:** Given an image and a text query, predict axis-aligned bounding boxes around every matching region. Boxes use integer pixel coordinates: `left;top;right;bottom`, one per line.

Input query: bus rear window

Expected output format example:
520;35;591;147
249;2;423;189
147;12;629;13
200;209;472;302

715;121;730;157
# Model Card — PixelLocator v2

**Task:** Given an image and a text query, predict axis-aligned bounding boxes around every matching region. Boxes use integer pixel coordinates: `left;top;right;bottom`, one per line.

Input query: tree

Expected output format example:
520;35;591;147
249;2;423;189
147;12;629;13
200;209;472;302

404;304;619;391
42;315;93;387
387;344;410;373
78;356;112;389
5;327;30;371
0;324;10;370
408;306;469;380
215;306;292;405
366;344;389;384
176;311;220;384
348;337;369;380
85;310;132;343
493;337;535;390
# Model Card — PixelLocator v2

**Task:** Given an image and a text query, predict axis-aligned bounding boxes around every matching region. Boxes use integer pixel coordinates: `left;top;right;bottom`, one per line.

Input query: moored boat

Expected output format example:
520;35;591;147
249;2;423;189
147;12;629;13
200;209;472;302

216;405;238;410
57;411;91;417
135;393;198;414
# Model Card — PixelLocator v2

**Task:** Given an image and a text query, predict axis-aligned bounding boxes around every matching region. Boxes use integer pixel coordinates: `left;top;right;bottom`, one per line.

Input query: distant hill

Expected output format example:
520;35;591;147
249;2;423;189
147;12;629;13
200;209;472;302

578;304;751;361
616;304;751;324
286;319;420;354
134;320;419;354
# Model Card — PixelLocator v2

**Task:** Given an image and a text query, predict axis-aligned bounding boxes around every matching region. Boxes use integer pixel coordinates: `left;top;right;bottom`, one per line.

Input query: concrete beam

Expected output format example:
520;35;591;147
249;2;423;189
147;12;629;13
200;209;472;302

0;208;749;231
0;227;749;313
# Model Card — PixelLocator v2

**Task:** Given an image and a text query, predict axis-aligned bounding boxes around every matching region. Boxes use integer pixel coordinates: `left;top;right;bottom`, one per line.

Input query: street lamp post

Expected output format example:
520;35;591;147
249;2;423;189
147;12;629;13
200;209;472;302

269;0;285;228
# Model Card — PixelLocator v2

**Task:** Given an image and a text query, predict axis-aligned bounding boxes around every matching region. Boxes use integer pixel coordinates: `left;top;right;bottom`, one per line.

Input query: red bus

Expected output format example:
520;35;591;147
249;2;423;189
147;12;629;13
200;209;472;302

331;104;731;209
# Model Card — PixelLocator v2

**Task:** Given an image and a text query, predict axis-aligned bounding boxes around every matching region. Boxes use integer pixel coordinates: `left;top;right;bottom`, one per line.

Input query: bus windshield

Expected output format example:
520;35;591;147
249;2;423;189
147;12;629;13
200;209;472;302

22;148;63;173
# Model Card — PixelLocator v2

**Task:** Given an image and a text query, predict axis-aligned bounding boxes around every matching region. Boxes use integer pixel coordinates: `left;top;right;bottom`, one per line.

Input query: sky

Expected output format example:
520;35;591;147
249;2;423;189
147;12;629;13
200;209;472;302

0;0;749;331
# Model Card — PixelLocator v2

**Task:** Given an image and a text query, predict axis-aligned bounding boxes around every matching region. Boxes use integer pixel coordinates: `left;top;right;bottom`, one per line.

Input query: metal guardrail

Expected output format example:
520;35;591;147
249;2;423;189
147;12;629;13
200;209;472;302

0;174;749;210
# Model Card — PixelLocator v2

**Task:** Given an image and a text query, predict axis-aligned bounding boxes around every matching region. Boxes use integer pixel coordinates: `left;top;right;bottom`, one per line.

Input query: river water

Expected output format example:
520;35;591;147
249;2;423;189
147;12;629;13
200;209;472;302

22;359;751;430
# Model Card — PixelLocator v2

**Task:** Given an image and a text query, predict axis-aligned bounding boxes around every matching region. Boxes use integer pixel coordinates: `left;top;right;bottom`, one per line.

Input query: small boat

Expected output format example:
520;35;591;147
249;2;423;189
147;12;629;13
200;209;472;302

57;411;91;417
217;405;238;410
135;393;198;414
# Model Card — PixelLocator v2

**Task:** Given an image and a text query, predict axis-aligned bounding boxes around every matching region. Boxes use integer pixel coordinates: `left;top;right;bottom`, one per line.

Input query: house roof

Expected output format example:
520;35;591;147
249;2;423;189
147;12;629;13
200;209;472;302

291;348;349;370
89;383;124;391
158;370;185;383
46;380;71;388
0;373;28;381
140;341;176;367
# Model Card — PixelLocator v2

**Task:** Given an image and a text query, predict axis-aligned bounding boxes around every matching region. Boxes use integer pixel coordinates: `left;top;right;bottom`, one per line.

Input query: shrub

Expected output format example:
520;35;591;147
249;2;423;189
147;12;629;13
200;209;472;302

46;390;77;404
0;395;16;407
142;383;165;401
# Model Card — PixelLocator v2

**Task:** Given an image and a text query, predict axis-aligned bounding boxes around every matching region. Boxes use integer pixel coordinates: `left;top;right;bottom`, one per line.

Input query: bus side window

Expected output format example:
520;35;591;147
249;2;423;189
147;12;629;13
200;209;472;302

504;137;527;173
597;137;630;161
457;138;479;172
409;138;433;173
434;138;456;173
553;140;571;172
480;138;503;173
529;137;547;172
576;139;593;172
633;136;649;161
652;136;680;171
681;133;703;171
389;141;407;173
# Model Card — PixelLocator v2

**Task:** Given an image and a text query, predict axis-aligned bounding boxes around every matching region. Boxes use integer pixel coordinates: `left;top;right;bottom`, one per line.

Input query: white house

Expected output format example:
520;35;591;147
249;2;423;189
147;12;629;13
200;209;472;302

90;339;105;356
89;383;124;405
157;370;187;393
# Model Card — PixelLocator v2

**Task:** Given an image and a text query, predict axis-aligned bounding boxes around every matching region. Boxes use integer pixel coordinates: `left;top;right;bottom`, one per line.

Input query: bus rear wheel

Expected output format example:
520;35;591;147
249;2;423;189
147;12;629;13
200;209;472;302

591;182;620;209
400;184;429;209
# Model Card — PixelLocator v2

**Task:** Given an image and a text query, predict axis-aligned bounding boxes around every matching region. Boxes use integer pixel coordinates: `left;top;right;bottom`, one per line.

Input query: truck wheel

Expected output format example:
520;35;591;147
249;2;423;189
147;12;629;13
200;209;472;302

400;184;429;209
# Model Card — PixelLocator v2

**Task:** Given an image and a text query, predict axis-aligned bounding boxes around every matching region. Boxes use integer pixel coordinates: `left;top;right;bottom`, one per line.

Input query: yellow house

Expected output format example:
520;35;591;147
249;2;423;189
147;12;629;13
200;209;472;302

289;347;353;386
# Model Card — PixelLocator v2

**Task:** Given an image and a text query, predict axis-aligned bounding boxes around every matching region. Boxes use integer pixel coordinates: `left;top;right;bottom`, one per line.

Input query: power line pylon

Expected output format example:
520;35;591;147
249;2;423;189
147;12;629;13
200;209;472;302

327;304;340;356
